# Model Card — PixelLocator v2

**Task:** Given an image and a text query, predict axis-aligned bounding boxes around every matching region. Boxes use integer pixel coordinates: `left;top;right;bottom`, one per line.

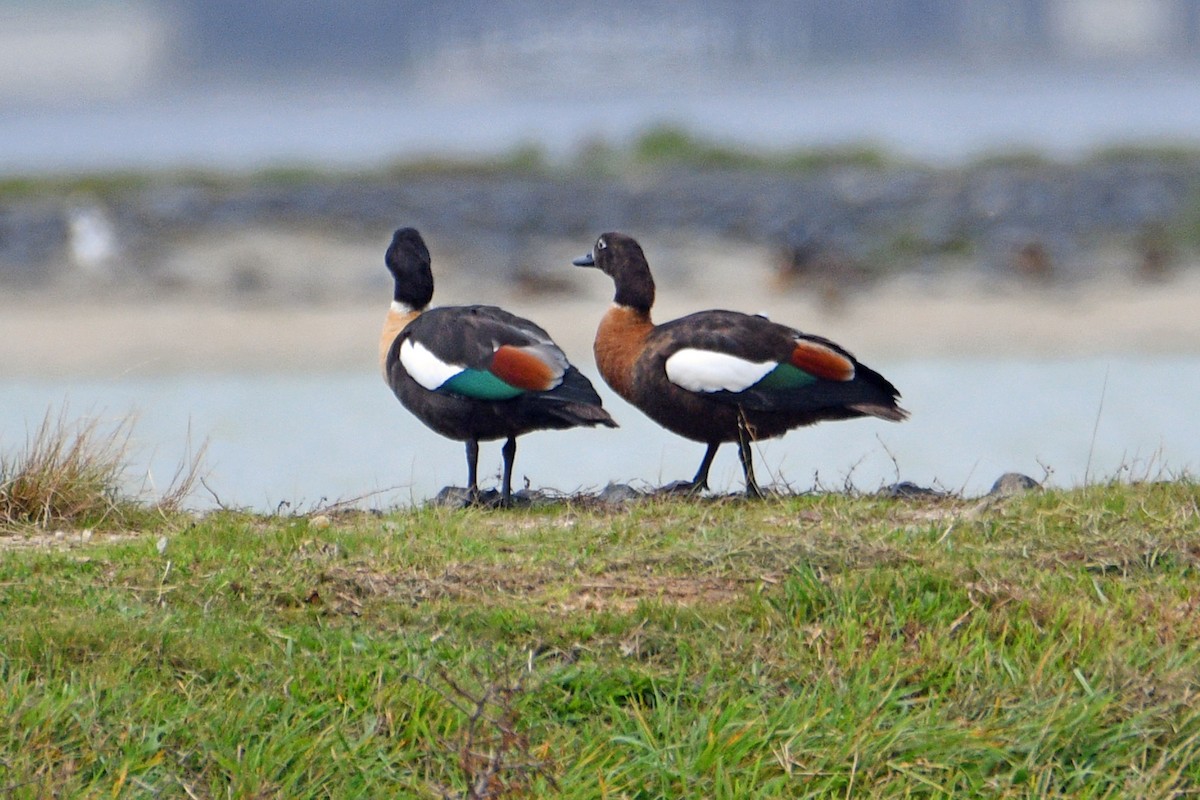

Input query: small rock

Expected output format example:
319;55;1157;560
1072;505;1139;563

504;489;539;507
309;514;332;529
598;482;643;504
880;481;943;499
156;535;168;555
429;486;502;508
988;473;1041;497
430;486;471;507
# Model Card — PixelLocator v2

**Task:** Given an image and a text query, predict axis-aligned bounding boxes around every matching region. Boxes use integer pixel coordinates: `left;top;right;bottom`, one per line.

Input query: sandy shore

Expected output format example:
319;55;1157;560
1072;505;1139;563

5;236;1200;379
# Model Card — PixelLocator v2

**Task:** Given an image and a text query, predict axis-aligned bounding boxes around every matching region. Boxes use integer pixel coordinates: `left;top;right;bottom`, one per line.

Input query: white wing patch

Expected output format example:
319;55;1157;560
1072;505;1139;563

665;348;776;393
399;338;462;391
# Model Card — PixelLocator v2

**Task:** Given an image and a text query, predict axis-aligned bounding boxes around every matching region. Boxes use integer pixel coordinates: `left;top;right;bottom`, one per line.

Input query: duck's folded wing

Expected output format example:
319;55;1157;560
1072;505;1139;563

398;306;569;400
660;319;899;415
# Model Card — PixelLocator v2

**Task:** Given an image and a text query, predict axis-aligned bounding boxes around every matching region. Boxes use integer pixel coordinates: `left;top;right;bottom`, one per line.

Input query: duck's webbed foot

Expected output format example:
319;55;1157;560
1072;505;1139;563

743;480;768;500
655;443;720;497
431;485;534;509
656;479;709;496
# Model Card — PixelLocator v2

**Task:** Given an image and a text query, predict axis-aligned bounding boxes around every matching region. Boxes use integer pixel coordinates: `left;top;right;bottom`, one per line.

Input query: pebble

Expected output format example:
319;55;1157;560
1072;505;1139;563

879;481;944;499
988;472;1042;497
597;482;644;505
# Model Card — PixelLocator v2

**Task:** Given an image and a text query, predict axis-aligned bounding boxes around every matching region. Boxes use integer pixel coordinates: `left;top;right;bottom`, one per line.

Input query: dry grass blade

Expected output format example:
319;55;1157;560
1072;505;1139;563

0;406;207;531
0;407;131;528
149;424;210;516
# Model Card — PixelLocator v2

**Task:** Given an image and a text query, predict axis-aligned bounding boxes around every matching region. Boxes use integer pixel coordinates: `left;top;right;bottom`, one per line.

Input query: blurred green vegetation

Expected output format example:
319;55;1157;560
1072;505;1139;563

12;126;1200;200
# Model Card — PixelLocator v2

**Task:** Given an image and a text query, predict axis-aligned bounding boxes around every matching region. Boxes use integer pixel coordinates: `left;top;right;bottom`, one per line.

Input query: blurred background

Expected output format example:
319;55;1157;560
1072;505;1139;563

6;0;1200;169
3;0;1200;508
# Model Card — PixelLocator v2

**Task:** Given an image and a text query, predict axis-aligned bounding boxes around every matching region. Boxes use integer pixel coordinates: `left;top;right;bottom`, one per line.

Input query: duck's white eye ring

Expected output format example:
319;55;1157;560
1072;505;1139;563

597;238;607;250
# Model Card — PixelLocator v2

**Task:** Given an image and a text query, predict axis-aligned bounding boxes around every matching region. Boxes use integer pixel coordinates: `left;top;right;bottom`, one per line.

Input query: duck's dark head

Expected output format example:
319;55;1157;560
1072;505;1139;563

386;227;434;311
573;232;655;313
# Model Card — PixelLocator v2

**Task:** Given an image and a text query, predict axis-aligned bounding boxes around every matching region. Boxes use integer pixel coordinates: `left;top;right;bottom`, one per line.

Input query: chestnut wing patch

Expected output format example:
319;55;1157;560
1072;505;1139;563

790;339;855;382
489;344;565;392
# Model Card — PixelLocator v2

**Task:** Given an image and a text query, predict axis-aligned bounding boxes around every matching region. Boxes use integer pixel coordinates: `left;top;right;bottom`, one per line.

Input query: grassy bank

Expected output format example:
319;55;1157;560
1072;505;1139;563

1;482;1199;797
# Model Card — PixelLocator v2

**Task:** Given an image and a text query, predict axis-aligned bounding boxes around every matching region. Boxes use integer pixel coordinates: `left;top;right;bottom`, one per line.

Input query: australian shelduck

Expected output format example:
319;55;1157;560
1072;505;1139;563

573;231;907;497
381;227;616;504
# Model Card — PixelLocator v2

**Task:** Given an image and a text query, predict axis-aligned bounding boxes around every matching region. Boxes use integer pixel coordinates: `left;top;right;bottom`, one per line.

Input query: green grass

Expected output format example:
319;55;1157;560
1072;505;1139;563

570;124;895;175
0;128;894;199
1;482;1199;797
9;130;1200;202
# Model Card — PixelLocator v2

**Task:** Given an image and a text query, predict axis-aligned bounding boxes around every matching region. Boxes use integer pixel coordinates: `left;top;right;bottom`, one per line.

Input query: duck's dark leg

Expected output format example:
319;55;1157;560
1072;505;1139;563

465;438;480;501
661;443;718;495
736;417;764;499
691;443;719;491
500;436;517;505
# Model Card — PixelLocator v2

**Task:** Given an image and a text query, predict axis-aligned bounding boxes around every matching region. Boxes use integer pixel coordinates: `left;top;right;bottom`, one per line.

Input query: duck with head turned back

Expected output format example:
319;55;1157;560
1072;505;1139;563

381;227;616;506
573;232;908;498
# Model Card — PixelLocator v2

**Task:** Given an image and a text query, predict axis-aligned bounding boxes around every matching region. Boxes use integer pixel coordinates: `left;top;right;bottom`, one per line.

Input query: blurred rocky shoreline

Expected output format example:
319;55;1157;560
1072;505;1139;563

3;153;1199;302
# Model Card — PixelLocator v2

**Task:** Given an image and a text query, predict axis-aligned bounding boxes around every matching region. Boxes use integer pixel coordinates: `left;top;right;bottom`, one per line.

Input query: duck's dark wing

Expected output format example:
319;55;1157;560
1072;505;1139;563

392;305;614;423
390;305;571;399
655;309;906;420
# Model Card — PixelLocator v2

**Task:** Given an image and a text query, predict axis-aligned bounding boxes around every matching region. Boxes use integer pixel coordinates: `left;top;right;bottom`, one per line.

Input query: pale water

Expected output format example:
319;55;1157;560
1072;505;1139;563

2;357;1196;511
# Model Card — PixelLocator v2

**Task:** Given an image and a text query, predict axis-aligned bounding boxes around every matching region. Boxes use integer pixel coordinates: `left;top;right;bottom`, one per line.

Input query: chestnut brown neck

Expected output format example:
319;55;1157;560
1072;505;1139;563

594;304;653;402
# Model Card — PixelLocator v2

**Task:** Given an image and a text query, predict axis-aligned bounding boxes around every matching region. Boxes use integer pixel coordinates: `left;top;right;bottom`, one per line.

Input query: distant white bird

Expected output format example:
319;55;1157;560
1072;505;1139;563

67;203;118;273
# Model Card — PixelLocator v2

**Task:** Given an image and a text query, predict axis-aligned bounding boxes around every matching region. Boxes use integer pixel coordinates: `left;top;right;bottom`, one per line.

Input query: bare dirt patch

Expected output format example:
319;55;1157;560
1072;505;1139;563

0;526;149;551
318;560;749;616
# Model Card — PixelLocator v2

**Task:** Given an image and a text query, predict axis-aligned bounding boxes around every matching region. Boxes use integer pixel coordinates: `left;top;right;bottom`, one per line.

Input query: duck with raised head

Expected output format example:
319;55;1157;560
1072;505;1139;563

573;232;907;497
381;227;616;505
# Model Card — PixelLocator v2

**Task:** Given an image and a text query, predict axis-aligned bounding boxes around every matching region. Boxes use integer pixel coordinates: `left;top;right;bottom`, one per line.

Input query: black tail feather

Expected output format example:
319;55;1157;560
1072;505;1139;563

529;367;617;428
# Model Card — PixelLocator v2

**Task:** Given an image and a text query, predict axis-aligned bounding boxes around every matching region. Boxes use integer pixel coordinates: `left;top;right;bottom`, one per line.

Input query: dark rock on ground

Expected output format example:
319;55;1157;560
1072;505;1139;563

879;481;947;499
988;472;1042;497
597;482;645;505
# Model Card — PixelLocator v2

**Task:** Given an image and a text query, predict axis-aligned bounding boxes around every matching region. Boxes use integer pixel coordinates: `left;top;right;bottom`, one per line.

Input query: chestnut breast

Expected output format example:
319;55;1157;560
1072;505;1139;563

593;304;653;403
379;306;420;376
